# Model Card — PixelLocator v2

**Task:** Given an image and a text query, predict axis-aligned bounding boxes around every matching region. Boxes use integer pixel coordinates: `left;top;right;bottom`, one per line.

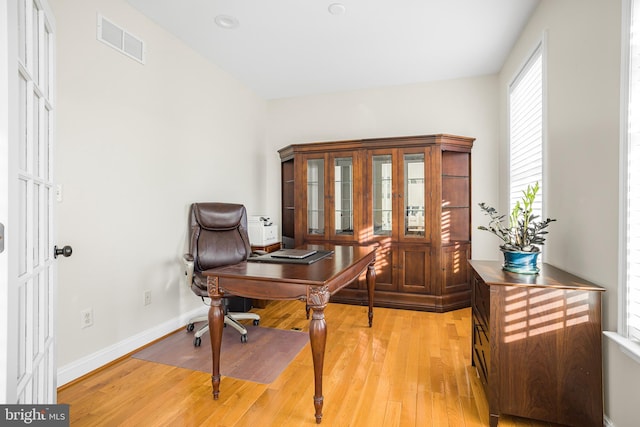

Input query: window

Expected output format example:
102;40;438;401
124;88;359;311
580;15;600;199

628;0;640;344
607;0;640;362
509;43;544;218
624;0;640;344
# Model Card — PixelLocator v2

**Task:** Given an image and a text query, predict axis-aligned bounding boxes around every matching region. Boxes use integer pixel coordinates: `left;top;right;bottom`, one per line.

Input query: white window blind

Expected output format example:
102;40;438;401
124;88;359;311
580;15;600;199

509;45;543;217
627;0;640;343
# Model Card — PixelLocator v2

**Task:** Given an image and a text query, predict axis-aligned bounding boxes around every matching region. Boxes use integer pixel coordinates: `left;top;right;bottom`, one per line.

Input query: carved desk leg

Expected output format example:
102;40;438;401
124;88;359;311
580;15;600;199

207;276;225;400
308;285;330;424
366;259;376;327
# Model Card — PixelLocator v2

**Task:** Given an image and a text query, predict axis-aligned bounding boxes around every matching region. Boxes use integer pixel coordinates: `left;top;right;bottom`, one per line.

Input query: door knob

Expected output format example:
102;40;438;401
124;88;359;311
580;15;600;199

54;245;73;259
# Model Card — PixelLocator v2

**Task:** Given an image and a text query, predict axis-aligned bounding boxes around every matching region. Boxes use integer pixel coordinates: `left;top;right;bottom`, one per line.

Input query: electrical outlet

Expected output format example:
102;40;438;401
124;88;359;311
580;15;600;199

144;290;151;306
80;308;93;329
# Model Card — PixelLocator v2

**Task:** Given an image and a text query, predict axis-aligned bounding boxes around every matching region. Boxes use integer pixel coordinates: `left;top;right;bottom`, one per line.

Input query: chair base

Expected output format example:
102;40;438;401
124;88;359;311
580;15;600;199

187;312;260;346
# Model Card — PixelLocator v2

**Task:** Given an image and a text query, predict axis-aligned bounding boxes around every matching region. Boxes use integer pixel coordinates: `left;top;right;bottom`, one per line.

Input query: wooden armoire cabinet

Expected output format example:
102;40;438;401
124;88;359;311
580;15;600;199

278;134;474;312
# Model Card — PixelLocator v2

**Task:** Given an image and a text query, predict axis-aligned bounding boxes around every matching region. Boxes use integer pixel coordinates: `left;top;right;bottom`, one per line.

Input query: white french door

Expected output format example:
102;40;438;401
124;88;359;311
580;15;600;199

0;0;57;404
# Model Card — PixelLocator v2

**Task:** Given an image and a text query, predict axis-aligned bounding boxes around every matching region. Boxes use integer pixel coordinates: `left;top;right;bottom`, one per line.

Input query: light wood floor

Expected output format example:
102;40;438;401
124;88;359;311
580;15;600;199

58;300;560;427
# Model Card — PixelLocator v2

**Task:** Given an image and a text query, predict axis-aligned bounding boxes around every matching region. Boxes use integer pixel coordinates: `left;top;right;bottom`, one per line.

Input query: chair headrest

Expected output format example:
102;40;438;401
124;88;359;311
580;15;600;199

192;202;246;231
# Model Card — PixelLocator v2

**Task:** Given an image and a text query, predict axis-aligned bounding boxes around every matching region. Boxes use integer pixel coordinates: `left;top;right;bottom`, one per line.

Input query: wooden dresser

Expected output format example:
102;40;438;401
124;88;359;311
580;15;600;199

468;260;605;427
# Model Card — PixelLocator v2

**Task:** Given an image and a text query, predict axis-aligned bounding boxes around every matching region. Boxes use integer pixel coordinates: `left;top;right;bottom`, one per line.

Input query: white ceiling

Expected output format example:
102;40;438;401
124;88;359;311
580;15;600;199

126;0;540;100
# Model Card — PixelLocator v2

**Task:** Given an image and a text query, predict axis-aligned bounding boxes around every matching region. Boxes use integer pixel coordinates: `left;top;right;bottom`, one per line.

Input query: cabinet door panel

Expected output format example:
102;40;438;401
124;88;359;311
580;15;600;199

328;152;361;242
442;244;470;294
370;152;394;239
306;156;326;236
373;245;396;291
401;151;430;242
333;156;354;236
397;245;432;294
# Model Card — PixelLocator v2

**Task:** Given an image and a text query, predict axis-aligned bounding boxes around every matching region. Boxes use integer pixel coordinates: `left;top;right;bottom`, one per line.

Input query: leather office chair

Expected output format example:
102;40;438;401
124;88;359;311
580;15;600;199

183;202;260;346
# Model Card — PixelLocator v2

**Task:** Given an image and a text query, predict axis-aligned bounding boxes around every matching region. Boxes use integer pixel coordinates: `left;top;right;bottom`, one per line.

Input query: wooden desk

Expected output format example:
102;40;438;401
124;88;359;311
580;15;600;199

249;242;282;308
468;260;605;427
203;244;377;424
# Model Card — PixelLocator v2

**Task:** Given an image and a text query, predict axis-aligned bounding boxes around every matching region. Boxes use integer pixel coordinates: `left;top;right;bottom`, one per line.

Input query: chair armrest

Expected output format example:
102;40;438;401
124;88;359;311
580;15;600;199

183;253;194;288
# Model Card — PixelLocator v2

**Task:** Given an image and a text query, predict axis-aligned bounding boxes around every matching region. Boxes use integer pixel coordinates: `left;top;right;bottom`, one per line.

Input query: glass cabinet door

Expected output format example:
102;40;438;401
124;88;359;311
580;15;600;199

334;157;353;236
372;154;393;236
404;153;425;237
307;158;324;235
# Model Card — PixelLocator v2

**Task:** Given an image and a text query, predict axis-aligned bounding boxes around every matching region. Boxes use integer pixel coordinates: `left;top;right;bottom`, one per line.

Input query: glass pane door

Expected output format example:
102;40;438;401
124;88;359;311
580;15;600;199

404;153;425;237
307;158;324;235
372;155;393;236
6;0;57;404
334;157;353;236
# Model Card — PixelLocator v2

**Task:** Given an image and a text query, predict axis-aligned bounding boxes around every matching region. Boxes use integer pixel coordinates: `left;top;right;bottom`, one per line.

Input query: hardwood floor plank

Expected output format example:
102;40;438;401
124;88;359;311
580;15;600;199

432;391;450;427
382;400;402;427
57;300;563;426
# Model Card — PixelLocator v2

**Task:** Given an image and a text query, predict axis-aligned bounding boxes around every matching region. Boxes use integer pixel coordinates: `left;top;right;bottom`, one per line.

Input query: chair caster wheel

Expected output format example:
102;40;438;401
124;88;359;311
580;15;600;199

186;323;195;332
194;336;201;347
253;319;260;326
241;334;248;343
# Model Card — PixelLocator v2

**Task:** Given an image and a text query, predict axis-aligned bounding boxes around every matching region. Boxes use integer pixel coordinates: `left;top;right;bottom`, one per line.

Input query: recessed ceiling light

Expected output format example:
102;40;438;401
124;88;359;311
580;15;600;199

328;3;346;16
214;14;239;29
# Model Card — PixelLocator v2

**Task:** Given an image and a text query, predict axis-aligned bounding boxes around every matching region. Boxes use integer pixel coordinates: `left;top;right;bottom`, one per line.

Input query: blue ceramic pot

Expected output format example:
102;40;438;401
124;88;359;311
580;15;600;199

501;249;540;274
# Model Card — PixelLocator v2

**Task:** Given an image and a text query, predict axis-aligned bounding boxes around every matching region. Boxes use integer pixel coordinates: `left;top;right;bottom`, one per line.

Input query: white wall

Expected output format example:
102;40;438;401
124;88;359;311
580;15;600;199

498;1;637;426
50;0;267;380
264;76;502;260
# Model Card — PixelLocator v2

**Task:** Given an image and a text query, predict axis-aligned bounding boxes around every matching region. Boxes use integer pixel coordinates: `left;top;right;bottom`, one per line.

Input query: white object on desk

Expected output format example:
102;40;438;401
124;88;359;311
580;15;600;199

248;215;278;246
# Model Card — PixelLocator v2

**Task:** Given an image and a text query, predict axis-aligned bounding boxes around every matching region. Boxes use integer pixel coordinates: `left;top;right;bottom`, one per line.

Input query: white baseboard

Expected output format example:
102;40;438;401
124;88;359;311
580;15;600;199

57;307;206;387
604;414;614;427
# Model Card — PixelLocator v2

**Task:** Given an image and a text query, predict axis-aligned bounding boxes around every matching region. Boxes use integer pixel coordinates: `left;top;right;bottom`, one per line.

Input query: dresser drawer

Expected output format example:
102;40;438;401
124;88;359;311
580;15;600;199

472;319;490;389
472;272;490;330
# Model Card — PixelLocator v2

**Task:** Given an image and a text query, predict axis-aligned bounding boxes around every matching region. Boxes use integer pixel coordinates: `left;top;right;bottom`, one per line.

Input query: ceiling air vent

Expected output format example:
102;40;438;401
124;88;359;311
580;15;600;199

97;14;145;64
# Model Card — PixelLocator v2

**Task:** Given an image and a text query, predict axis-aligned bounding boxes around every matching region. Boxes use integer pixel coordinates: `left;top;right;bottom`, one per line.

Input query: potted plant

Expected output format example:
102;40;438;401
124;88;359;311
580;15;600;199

478;182;556;274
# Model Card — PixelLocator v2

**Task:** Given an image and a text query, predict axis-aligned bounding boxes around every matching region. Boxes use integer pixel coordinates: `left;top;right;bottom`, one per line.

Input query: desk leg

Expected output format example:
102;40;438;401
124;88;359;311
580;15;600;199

308;286;330;424
366;260;376;327
207;276;224;400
